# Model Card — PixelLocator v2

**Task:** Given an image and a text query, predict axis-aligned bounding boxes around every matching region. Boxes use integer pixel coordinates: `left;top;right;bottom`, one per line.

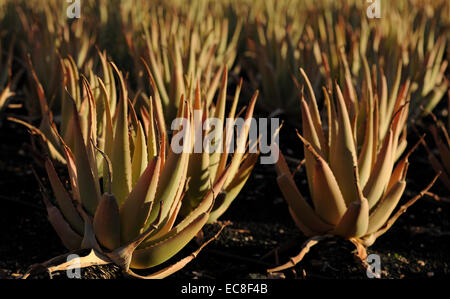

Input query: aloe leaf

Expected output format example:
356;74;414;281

45;159;84;235
120;156;161;244
363;130;394;209
288;206;316;237
299;68;326;150
152;146;190;238
367;180;406;235
93;193;121;251
329;84;360;205
386;157;409;194
333;198;369;238
146;97;158;161
357;83;374;188
223;91;259;188
128;222;225;279
82;76;101;185
130;212;208;269
205;67;224;110
301;98;323;200
209;152;259;223
384;60;402;133
8;117;66;163
209;67;228;180
303;140;347;225
110;63;132;205
183;92;210;214
148;98;190;225
71;100;100;215
98;78;115;191
47;204;83;250
215;79;243;179
145;38;169;107
130;112;148;186
277;173;333;235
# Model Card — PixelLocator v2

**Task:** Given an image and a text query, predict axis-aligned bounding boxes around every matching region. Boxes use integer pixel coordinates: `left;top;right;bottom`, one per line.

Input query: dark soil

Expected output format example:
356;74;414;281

0;92;449;280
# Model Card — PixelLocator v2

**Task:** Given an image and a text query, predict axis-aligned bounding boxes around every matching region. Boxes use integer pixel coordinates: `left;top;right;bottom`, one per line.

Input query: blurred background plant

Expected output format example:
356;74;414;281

422;92;450;193
0;35;17;117
121;0;243;122
244;0;449;122
2;0;448;124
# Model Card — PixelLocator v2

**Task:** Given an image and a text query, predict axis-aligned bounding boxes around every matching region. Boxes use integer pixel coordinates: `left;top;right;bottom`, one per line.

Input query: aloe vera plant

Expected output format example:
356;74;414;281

24;62;232;279
268;69;440;275
21;52;260;277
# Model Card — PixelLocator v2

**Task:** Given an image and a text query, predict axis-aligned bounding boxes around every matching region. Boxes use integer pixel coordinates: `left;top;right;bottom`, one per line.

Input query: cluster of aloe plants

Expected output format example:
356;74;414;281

0;0;448;279
245;0;449;121
136;8;242;121
13;1;94;111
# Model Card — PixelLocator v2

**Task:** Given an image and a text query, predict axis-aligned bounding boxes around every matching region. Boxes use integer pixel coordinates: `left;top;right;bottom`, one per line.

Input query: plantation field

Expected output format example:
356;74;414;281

0;0;449;281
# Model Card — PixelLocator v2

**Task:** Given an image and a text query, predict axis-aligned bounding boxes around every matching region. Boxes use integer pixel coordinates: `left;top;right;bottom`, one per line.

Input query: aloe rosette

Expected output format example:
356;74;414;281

26;63;225;278
23;54;259;277
269;68;439;275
